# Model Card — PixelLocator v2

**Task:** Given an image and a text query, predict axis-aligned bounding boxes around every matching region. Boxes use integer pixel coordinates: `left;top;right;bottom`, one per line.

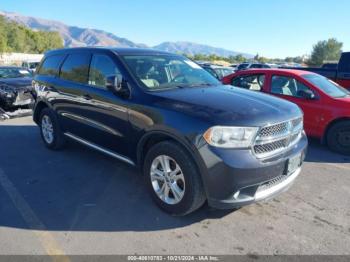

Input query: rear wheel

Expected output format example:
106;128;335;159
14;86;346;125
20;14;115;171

327;121;350;155
39;108;66;150
143;141;206;215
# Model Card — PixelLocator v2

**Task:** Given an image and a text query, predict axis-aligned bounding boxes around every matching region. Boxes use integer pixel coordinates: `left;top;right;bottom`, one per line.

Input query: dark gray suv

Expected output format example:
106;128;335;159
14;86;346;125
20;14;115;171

33;47;307;215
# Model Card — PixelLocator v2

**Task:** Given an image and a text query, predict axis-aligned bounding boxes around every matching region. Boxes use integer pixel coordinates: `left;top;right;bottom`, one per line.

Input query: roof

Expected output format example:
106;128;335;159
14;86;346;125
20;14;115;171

235;68;316;76
45;47;174;56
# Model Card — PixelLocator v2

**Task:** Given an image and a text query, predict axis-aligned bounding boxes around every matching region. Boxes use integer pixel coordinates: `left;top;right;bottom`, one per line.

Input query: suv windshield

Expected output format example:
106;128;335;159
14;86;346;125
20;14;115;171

303;74;350;98
0;68;32;79
121;55;220;90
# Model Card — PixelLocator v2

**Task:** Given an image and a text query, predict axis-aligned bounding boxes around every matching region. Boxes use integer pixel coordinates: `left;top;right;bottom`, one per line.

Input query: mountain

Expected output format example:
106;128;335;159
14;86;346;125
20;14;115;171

0;11;147;48
0;10;252;58
154;41;252;58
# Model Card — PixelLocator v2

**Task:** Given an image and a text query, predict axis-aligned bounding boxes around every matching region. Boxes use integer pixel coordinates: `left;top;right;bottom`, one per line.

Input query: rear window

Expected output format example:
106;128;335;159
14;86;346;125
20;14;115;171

60;53;91;84
37;55;65;76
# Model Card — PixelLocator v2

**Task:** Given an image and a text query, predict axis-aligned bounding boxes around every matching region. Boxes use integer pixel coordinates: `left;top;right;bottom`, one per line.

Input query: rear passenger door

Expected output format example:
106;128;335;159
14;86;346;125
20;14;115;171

55;52;93;139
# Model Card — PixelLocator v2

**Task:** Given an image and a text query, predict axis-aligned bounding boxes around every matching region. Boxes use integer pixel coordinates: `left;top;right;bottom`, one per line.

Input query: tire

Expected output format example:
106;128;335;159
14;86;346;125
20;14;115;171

39;108;66;150
327;121;350;155
143;141;206;216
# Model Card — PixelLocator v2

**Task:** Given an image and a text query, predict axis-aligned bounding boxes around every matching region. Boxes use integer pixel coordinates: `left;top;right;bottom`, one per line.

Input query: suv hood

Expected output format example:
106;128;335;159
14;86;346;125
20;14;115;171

0;77;32;87
152;85;302;127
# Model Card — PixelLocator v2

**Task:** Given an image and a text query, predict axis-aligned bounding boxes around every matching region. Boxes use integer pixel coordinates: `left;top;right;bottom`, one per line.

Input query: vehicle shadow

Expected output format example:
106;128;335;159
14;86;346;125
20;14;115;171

304;138;350;164
0;125;233;232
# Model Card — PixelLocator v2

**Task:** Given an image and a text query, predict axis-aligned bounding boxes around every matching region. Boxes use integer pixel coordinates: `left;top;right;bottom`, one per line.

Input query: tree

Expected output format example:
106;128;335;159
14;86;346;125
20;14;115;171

308;38;343;66
0;16;8;52
228;54;245;63
254;53;260;61
0;15;63;54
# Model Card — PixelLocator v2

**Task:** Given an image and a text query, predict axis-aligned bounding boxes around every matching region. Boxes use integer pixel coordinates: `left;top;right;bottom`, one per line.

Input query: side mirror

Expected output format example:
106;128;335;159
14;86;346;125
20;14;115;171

297;89;315;100
106;74;130;98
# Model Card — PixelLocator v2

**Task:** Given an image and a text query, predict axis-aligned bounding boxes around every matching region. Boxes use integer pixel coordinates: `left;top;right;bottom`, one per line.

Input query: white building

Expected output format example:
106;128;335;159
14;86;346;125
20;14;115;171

0;53;44;66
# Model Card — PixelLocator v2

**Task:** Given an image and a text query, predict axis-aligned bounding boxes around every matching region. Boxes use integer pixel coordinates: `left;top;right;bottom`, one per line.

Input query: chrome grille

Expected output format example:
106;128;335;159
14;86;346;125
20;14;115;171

254;138;288;155
258;122;288;138
253;117;303;158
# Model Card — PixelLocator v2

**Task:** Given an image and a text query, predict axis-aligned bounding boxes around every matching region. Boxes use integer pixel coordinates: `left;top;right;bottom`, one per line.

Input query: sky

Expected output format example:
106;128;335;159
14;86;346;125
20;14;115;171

1;0;349;58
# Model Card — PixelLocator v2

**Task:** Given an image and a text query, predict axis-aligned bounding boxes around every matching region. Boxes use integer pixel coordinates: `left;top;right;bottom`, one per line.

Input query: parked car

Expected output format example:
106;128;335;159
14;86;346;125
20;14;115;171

33;47;307;215
22;60;41;73
284;52;350;89
223;69;350;154
0;66;35;110
200;64;236;79
236;62;271;71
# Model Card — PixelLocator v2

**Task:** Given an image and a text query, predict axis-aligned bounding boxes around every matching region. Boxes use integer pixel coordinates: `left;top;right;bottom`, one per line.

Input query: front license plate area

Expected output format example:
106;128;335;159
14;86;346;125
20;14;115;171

285;153;302;175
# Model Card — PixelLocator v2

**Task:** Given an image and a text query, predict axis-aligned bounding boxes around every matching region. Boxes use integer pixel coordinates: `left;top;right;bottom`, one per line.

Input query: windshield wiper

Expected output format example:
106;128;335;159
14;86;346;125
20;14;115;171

176;83;214;88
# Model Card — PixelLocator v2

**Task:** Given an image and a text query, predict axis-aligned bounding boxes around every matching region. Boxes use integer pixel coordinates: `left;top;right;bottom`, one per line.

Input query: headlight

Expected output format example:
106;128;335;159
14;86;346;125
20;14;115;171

203;126;258;148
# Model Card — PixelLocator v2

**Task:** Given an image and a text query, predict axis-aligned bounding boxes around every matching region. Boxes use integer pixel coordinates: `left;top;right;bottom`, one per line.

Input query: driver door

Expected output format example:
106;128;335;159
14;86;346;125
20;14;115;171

79;53;131;157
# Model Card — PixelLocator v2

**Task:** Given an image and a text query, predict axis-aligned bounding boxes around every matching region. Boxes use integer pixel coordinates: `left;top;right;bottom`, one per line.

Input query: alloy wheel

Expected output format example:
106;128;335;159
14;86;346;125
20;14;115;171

41;115;54;144
150;155;185;205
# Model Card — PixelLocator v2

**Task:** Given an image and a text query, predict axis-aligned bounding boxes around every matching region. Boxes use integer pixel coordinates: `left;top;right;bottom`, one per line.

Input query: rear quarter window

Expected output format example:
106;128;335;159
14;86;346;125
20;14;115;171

37;55;65;76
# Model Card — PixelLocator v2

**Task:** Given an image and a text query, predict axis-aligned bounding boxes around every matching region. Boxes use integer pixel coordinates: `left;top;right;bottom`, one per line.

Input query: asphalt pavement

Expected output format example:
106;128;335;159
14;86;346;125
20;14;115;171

0;117;349;255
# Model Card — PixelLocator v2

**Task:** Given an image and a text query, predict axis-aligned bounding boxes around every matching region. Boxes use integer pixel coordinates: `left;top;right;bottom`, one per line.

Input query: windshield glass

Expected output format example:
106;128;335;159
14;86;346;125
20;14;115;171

121;55;220;90
303;74;350;98
0;68;32;79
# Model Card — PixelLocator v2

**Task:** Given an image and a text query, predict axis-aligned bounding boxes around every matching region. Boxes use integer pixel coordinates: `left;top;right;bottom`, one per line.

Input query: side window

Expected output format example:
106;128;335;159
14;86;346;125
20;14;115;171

88;54;120;88
232;74;265;91
37;55;65;76
271;75;314;98
60;53;91;84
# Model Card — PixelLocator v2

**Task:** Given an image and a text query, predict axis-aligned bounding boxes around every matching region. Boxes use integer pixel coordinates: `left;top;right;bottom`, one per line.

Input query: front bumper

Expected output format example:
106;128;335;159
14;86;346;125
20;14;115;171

197;132;308;209
0;85;35;109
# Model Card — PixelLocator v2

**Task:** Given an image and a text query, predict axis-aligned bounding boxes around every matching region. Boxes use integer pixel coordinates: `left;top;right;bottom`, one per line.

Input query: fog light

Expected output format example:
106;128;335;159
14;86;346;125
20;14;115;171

233;191;240;199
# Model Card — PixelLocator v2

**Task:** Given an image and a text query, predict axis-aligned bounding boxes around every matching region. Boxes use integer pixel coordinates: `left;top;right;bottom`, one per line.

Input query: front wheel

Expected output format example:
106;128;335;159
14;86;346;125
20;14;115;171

327;121;350;155
143;141;206;215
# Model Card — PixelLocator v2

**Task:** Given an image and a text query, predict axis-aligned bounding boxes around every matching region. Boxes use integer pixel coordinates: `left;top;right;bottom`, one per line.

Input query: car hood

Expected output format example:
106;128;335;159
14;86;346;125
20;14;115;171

151;85;302;126
0;77;32;87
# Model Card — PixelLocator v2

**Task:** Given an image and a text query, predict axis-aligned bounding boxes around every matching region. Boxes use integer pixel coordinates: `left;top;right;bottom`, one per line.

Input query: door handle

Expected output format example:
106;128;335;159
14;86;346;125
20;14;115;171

82;94;92;100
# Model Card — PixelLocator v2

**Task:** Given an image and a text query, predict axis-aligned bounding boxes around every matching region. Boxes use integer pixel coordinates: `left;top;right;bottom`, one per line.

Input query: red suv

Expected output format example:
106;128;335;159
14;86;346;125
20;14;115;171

222;69;350;155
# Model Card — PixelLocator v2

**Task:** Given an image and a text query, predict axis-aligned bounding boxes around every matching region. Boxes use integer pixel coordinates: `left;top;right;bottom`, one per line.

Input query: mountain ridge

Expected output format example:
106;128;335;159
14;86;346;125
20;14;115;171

0;10;252;58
